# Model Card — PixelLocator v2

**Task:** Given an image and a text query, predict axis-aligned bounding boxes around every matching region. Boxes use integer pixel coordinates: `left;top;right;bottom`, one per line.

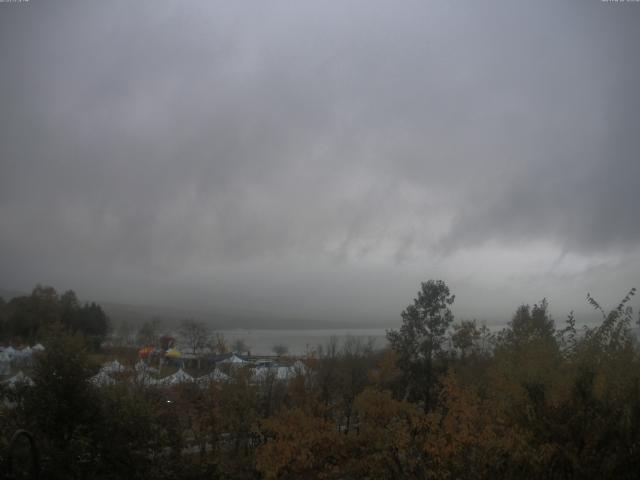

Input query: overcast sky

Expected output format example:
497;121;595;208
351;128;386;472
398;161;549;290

1;0;639;326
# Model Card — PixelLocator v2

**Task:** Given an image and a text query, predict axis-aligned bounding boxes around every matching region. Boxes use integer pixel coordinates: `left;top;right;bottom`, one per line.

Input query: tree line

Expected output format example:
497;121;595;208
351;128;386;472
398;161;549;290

0;285;109;348
1;280;640;479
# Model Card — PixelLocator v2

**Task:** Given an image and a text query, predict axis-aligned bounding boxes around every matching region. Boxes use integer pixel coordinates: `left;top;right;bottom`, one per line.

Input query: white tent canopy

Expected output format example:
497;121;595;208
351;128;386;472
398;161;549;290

275;366;293;380
100;360;126;374
2;346;16;359
253;365;294;382
292;360;308;376
197;369;230;385
219;354;247;365
19;346;33;355
4;371;35;388
158;368;193;386
136;372;158;387
135;359;157;373
0;360;10;376
90;370;116;387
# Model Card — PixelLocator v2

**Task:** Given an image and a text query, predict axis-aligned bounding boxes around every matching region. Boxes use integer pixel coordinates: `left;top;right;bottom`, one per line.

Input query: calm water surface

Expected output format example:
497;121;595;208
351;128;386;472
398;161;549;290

217;328;389;356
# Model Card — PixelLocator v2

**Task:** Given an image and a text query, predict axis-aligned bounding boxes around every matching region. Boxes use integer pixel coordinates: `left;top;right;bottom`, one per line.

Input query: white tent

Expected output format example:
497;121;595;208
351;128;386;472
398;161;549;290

197;369;230;386
13;347;33;361
158;368;193;386
253;365;293;382
252;366;269;382
100;360;126;374
3;346;16;360
19;346;33;355
0;357;10;375
135;360;157;373
275;366;293;380
4;371;34;388
135;371;158;386
219;354;247;365
292;360;308;376
32;343;45;352
0;350;11;373
90;370;116;387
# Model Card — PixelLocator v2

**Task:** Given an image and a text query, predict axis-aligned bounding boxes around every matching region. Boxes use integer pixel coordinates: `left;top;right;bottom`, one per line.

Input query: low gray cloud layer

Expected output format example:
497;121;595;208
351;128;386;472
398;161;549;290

1;0;639;324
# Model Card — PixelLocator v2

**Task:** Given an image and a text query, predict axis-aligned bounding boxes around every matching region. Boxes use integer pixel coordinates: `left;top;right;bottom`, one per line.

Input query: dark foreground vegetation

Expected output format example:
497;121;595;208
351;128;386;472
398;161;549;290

1;281;640;479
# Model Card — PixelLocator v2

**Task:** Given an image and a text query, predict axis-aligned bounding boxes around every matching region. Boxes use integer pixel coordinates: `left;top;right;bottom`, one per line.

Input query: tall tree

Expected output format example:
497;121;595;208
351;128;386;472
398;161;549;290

19;328;101;477
451;319;482;359
137;318;162;346
232;338;250;354
387;279;455;411
212;332;229;354
7;285;61;341
271;343;289;357
500;299;555;348
59;291;110;348
179;318;210;355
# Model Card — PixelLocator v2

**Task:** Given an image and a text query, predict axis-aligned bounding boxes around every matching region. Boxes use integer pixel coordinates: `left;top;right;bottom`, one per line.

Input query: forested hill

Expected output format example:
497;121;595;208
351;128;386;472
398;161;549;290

0;288;25;301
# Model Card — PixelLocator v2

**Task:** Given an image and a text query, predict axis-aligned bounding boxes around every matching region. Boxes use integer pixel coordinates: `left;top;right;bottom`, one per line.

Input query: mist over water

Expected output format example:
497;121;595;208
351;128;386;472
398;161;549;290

217;320;627;356
219;328;388;356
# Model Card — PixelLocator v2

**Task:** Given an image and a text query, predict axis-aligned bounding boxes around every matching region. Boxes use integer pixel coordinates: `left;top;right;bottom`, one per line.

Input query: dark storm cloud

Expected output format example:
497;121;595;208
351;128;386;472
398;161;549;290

1;0;639;322
438;1;640;255
442;38;640;255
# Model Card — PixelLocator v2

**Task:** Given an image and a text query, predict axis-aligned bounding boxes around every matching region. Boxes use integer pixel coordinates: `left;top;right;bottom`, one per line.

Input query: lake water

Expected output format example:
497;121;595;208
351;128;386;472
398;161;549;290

217;328;390;356
219;322;612;356
186;320;616;357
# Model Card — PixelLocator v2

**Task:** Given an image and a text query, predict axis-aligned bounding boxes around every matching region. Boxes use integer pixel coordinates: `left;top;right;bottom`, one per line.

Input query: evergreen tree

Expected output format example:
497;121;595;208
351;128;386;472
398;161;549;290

387;279;455;411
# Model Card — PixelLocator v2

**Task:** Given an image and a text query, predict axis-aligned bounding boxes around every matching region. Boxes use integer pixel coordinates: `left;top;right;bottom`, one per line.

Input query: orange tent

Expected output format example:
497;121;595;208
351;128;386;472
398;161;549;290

138;346;154;358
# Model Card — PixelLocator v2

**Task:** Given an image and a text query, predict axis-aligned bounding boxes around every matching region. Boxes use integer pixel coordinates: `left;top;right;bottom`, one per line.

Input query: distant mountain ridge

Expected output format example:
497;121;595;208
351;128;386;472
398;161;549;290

0;288;26;300
100;300;392;331
0;287;391;330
